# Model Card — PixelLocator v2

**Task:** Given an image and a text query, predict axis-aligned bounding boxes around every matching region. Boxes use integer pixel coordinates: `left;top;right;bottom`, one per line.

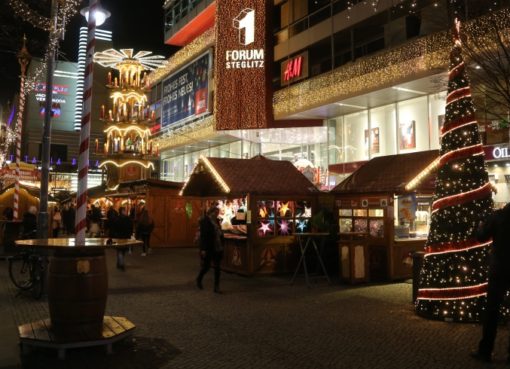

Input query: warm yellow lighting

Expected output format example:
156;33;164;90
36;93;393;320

94;48;166;71
104;125;151;136
201;156;230;193
99;160;155;170
406;157;440;191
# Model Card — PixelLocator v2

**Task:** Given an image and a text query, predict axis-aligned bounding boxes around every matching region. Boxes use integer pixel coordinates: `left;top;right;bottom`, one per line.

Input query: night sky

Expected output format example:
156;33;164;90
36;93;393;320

0;0;178;106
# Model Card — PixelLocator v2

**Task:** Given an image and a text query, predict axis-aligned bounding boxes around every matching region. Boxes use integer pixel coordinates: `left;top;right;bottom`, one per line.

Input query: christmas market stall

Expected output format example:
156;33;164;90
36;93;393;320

91;179;202;247
330;150;438;283
180;155;320;276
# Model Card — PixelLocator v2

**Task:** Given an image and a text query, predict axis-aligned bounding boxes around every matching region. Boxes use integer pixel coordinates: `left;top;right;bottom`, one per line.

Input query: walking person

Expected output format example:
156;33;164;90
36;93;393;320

113;207;133;271
52;207;62;237
136;207;154;256
471;202;510;363
196;204;224;293
21;206;37;239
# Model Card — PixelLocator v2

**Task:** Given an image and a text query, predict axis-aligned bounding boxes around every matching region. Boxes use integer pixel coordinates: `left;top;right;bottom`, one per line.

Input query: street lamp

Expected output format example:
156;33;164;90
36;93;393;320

75;0;110;242
80;4;111;27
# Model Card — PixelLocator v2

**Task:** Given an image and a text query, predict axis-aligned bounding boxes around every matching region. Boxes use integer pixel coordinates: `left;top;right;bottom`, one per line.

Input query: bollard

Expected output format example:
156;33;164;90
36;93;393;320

412;251;425;304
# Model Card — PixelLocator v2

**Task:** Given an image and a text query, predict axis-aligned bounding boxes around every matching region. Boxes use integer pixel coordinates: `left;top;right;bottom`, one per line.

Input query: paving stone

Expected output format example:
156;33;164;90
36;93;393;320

0;249;508;369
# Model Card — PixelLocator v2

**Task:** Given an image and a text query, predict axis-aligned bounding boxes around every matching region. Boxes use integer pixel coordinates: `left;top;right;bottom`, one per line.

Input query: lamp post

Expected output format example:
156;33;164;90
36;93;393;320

38;0;59;238
75;0;110;243
14;36;31;221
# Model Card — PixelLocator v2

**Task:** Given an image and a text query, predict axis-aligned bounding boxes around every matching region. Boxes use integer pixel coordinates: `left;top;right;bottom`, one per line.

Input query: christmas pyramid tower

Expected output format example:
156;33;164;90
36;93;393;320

93;49;166;188
416;20;493;322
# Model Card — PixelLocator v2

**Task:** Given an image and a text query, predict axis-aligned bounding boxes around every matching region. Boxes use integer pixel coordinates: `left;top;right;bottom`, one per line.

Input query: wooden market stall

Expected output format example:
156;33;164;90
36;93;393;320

93;179;202;248
330;150;439;283
181;155;320;276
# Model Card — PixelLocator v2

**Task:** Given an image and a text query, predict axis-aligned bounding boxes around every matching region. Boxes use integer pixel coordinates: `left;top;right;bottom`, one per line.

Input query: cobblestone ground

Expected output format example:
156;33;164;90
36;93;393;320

1;248;509;369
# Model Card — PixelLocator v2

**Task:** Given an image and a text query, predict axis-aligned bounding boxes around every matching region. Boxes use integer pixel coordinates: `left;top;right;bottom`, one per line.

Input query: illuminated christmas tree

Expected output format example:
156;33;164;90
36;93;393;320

416;20;493;322
94;49;166;188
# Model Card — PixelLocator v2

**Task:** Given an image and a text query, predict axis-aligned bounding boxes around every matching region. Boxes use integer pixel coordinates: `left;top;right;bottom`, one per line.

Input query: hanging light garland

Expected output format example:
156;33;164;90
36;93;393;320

8;0;82;95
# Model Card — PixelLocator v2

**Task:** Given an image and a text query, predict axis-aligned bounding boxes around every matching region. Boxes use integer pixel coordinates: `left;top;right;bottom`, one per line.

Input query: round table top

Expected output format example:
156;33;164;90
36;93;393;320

15;238;143;249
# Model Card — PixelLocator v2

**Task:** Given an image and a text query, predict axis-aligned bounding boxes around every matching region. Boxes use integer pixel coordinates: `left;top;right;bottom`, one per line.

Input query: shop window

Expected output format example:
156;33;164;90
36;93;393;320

341;111;369;162
397;96;429;153
369;105;397;157
339;205;385;238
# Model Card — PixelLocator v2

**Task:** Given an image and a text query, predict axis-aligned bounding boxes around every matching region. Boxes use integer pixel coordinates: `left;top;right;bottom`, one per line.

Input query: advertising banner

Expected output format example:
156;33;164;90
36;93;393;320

161;52;210;128
26;59;78;132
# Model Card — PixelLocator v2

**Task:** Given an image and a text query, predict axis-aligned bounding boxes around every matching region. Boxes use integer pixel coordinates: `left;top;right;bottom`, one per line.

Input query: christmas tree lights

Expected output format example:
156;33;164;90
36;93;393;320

416;19;493;322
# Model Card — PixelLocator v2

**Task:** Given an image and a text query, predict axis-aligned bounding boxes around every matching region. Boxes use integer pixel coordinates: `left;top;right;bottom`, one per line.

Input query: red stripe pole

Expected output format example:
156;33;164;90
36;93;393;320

75;0;97;243
14;37;31;221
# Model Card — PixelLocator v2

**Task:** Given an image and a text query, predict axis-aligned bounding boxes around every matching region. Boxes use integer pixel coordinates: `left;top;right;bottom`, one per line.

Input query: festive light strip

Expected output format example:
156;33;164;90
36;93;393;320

201;156;230;194
446;92;472;107
424;239;491;255
439;144;484;167
446;86;471;104
405;157;440;191
148;27;215;86
153;115;216;151
417;282;487;300
273;10;509;118
431;182;492;213
448;60;465;80
104;125;151;135
440;115;476;136
99;160;155;170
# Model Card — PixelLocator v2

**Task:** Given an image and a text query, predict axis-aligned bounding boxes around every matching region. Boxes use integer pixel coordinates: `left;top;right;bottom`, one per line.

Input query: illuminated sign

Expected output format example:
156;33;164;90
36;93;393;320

216;0;272;130
281;51;308;84
225;8;264;69
161;52;210;128
492;146;510;159
26;59;78;132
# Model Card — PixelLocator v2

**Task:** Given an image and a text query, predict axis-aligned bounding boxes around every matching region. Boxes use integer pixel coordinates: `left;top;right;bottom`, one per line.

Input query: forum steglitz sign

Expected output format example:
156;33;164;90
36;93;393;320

216;1;272;130
225;8;264;69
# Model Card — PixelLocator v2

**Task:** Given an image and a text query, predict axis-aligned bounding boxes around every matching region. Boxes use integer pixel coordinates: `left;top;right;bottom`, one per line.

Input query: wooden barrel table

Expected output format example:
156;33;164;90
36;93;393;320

15;238;142;342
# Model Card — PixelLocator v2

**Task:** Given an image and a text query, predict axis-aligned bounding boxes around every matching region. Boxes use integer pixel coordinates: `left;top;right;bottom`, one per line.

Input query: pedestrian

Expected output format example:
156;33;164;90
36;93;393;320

88;204;102;237
196;204;224;293
52;207;62;237
471;202;510;363
113;207;133;271
3;207;13;221
66;203;76;235
106;205;119;237
21;205;37;239
136;207;154;256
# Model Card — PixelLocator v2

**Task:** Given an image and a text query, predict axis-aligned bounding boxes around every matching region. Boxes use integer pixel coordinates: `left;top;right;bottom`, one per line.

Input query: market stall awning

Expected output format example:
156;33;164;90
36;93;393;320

181;156;319;197
330;150;439;194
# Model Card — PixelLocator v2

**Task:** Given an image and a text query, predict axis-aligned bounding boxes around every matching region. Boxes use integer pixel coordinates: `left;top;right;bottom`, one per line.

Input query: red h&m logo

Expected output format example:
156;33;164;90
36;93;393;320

283;56;303;82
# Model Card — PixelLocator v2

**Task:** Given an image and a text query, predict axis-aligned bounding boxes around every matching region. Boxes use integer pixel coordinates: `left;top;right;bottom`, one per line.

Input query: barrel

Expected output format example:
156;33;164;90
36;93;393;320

48;249;108;341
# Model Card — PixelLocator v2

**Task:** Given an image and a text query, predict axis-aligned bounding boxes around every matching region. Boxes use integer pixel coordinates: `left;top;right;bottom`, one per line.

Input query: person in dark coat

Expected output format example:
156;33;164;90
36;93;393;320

196;205;224;293
136;208;154;256
113;207;133;271
471;203;510;363
21;206;37;238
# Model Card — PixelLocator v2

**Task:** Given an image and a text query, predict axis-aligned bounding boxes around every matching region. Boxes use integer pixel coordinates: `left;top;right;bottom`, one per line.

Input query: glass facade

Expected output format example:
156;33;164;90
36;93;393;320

160;91;448;187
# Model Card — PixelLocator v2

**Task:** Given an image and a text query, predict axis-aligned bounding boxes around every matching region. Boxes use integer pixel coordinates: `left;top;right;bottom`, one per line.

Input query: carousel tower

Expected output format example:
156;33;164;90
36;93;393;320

94;49;166;188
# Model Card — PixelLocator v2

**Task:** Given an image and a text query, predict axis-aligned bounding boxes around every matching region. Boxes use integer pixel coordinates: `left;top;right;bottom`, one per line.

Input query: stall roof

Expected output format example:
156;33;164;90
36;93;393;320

181;156;319;197
330;150;439;194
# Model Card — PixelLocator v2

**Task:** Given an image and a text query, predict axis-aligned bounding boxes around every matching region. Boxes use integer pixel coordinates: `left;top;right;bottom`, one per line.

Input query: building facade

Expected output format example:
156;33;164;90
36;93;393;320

150;0;510;204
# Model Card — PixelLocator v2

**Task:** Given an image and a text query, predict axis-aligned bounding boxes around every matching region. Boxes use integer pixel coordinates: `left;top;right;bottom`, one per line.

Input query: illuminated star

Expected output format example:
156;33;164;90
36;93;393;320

279;220;290;235
258;221;272;235
297;220;307;232
279;201;290;216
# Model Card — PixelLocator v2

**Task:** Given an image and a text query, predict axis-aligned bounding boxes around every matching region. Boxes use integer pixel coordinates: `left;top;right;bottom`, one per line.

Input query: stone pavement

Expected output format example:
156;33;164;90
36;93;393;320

1;247;509;369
